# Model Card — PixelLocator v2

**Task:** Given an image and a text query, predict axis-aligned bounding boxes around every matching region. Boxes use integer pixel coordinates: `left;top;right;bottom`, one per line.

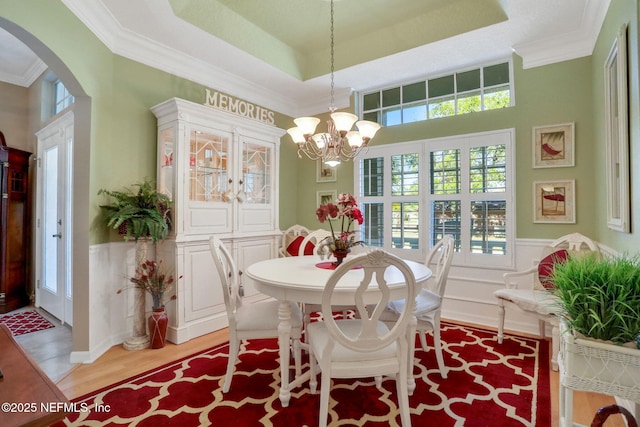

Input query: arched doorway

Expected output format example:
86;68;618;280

0;17;91;367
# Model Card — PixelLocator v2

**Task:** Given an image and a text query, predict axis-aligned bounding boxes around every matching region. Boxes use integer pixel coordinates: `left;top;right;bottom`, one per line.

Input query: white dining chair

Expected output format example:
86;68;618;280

495;232;600;371
297;228;332;257
306;249;419;427
209;236;303;393
383;234;455;379
299;228;355;332
279;224;311;257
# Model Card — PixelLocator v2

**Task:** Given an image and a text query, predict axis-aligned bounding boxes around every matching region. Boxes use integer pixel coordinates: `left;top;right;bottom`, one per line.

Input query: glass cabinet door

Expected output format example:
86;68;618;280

158;127;175;201
189;129;230;202
241;141;271;204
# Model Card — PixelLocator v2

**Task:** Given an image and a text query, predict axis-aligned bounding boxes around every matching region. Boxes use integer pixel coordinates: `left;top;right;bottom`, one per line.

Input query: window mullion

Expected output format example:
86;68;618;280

459;141;471;257
384;153;393;249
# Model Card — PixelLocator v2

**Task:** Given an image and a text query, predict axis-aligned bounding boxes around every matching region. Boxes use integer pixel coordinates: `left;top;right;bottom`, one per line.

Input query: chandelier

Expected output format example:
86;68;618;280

286;0;381;167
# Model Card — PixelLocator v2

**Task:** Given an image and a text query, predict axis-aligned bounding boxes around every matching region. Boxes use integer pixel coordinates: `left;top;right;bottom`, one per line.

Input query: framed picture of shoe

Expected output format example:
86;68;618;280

533;180;575;223
532;123;574;168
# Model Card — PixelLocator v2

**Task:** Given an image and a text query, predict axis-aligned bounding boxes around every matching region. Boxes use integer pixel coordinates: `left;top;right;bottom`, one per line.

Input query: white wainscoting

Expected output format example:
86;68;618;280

79;237;614;364
71;240;153;363
441;238;551;336
441;237;617;337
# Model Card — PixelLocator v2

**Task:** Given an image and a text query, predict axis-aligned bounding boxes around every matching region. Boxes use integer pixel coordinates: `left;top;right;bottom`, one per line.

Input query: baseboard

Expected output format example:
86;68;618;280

70;335;114;364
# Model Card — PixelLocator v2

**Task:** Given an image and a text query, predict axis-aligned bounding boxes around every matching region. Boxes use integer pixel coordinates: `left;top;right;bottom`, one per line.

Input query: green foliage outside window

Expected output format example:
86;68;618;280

363;62;512;125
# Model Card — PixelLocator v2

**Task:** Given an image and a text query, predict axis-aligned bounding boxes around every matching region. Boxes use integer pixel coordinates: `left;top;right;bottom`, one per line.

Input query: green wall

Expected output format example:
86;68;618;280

2;0;638;352
1;0;299;246
293;55;601;241
2;0;639;254
592;0;640;252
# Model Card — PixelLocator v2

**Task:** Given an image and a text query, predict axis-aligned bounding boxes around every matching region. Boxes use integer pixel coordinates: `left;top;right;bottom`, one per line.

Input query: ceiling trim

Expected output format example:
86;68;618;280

58;0;610;116
513;0;610;69
0;58;47;88
60;0;333;118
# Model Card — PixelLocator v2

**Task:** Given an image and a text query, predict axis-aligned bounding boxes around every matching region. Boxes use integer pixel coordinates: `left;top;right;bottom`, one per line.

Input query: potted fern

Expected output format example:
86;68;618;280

552;253;640;404
98;179;171;243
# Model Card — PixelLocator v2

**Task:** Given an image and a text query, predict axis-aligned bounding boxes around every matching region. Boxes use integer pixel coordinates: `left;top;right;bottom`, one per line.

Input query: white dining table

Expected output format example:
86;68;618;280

245;254;432;407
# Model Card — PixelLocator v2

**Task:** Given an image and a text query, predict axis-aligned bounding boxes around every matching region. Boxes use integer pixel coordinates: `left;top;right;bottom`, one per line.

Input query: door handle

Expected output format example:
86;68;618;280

52;233;62;239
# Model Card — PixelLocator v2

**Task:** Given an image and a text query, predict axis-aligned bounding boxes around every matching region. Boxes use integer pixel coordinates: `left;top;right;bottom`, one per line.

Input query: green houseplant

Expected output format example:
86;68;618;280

552;253;640;344
99;179;172;243
551;253;640;419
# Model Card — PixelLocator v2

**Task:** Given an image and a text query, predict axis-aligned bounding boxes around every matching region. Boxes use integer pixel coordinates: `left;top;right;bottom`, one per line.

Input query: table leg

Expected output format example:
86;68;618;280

277;300;292;407
408;315;417;395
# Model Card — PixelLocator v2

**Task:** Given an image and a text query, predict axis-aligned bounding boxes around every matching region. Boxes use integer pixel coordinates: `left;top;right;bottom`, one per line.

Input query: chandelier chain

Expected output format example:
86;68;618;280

330;0;335;112
286;0;380;166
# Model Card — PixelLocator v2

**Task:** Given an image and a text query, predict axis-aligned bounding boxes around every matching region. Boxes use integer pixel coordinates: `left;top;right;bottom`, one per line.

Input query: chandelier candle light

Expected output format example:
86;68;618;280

287;0;381;167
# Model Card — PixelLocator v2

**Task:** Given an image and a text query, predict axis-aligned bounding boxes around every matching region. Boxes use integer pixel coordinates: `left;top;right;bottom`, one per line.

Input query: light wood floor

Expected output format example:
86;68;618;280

55;326;623;427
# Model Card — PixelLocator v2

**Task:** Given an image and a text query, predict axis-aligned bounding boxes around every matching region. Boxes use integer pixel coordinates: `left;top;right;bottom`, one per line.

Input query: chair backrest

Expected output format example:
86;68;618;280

209;236;241;317
550;232;599;252
425;235;455;297
279;224;311;257
298;229;332;256
535;232;600;290
321;249;418;352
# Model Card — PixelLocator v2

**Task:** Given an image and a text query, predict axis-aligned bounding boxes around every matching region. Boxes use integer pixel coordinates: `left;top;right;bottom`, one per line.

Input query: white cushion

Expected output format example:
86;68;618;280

235;300;302;331
494;288;560;316
387;289;441;318
307;319;397;362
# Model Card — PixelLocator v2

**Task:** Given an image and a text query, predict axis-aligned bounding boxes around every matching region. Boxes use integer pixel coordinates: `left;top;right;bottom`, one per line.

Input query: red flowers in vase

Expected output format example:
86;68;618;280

127;259;179;309
315;193;364;255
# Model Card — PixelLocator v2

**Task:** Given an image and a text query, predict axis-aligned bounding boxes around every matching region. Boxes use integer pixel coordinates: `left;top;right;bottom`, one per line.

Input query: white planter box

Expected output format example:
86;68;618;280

559;319;640;402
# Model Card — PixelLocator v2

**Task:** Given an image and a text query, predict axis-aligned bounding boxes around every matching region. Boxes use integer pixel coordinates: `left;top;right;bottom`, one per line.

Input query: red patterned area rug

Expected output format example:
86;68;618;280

54;323;550;427
0;309;55;336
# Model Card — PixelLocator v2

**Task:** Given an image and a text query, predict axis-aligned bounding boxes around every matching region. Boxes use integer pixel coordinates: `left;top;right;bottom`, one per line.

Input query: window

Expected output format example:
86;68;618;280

361;61;512;126
355;129;515;268
360;157;385;246
54;80;74;114
605;24;630;233
391;154;419;196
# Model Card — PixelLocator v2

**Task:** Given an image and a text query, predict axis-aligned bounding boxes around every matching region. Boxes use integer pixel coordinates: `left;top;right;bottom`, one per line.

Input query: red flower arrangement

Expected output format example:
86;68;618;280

119;259;180;309
315;193;364;253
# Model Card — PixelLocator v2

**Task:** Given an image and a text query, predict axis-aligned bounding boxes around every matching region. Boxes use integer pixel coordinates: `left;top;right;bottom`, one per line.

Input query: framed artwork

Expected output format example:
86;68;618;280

532;122;574;168
605;24;630;233
317;190;337;207
533;180;575;223
316;160;337;182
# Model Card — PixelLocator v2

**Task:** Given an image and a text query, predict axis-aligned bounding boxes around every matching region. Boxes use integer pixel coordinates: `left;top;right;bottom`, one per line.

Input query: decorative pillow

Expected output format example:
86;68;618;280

286;235;315;256
537;249;569;290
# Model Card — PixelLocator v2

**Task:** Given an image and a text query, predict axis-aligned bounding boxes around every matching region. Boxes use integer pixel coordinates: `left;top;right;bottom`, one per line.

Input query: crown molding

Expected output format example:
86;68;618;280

23;59;48;87
0;58;47;87
60;0;313;118
61;0;606;114
514;0;610;69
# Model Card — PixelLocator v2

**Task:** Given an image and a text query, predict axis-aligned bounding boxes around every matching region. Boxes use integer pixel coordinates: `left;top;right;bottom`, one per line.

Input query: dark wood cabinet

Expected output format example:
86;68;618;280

0;131;31;314
0;324;68;426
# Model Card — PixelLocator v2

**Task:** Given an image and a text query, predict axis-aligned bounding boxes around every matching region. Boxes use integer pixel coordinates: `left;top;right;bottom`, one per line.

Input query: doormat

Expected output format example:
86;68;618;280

0;310;56;336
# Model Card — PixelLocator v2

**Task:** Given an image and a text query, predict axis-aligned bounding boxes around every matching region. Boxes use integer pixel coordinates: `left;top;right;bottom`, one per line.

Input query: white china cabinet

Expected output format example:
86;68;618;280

151;98;284;343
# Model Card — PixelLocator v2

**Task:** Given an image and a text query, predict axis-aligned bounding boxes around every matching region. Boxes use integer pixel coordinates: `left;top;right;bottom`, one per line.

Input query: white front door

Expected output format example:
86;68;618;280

35;112;73;325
